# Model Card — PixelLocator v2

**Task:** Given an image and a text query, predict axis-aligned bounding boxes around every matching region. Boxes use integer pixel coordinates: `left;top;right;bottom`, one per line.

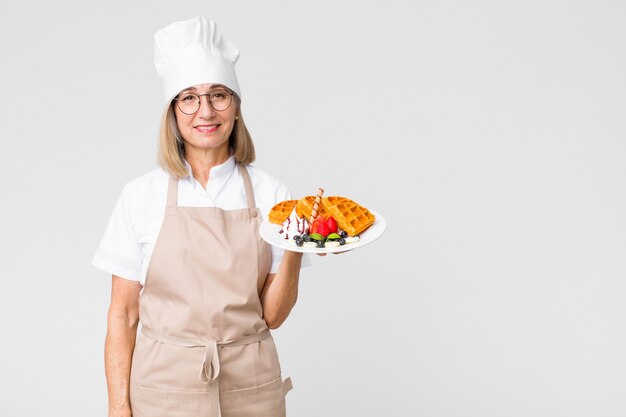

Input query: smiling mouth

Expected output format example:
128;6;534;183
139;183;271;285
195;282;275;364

194;124;219;133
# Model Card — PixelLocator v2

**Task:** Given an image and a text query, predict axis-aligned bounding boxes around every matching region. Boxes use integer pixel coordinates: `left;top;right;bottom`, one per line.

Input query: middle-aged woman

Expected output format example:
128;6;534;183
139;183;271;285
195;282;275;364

92;16;308;417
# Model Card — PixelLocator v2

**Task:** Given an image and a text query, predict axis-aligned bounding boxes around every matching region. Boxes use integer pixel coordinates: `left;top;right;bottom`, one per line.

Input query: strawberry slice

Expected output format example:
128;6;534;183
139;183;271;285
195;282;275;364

310;217;330;237
309;218;322;235
316;221;330;237
326;217;338;234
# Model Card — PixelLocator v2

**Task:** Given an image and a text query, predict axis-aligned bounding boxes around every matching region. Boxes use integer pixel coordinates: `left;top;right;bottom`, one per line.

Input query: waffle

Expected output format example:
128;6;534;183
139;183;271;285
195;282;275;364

295;196;331;220
268;200;297;224
323;196;376;236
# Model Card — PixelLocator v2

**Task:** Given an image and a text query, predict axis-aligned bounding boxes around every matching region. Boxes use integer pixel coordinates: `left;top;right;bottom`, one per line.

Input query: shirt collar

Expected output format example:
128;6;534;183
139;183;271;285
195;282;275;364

183;155;237;183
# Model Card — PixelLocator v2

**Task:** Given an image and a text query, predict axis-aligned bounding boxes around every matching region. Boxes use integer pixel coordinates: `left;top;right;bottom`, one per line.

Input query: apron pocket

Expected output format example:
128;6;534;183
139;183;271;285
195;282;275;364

219;376;287;417
131;384;212;417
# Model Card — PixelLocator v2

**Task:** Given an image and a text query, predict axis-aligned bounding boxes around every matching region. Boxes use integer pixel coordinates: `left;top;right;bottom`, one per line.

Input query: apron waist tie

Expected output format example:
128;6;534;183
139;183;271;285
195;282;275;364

141;328;271;417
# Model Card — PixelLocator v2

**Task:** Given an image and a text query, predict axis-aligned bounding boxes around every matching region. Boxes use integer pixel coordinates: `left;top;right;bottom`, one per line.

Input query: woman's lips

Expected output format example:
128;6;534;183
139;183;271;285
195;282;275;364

194;124;219;133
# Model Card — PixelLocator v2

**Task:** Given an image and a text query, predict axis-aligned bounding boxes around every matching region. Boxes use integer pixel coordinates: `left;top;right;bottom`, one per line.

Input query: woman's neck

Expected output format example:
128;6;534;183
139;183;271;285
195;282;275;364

184;146;231;188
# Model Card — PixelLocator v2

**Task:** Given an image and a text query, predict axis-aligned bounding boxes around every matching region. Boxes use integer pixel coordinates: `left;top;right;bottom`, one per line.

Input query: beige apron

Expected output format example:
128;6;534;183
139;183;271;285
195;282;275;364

130;165;292;417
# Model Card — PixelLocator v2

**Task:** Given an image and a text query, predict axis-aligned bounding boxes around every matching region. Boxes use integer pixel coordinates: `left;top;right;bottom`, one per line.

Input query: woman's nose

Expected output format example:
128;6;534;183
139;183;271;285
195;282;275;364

197;95;216;118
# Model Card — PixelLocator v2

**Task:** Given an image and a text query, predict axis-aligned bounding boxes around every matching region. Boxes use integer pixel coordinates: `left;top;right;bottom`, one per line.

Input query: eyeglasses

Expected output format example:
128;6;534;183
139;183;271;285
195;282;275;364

173;89;235;114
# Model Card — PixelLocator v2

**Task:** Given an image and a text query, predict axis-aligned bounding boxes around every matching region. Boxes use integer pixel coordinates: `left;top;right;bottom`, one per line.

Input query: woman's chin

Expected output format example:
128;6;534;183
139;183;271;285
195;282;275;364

185;139;229;152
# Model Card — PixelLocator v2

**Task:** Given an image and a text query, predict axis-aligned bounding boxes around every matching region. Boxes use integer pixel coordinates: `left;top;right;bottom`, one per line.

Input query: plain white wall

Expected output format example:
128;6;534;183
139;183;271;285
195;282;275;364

1;1;625;416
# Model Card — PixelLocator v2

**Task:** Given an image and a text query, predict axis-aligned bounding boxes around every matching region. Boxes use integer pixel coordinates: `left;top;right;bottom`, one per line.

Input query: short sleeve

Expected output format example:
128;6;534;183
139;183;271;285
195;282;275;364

268;182;311;273
91;184;143;281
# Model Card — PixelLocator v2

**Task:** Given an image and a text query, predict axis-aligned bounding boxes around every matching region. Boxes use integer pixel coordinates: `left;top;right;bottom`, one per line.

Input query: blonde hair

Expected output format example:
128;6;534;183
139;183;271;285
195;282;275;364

157;97;255;178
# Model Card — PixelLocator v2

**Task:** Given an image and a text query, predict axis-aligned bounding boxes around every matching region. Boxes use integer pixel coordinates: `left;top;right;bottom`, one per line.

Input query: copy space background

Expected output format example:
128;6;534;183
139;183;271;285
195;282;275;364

1;1;625;416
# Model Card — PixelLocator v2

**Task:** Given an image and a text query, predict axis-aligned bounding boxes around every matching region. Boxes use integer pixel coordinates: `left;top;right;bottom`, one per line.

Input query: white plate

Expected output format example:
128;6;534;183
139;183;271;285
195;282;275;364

259;210;386;254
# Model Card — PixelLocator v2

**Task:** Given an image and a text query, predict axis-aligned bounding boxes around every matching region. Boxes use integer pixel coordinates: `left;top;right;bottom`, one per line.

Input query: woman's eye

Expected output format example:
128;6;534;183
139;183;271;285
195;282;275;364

181;94;197;101
212;91;227;99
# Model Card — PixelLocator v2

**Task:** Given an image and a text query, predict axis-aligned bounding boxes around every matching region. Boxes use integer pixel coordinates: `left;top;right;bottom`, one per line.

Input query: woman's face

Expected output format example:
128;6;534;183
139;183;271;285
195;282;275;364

173;83;238;154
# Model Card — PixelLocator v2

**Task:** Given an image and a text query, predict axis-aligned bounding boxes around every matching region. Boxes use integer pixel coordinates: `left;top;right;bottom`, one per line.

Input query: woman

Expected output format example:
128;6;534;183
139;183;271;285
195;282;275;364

93;16;306;417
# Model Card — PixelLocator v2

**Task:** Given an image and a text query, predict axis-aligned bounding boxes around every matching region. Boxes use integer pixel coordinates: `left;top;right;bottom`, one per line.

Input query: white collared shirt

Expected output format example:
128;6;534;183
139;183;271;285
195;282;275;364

92;156;308;286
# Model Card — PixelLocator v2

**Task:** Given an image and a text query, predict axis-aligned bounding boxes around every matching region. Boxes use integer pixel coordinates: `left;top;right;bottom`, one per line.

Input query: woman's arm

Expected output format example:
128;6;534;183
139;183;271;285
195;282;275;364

260;250;303;329
105;275;142;417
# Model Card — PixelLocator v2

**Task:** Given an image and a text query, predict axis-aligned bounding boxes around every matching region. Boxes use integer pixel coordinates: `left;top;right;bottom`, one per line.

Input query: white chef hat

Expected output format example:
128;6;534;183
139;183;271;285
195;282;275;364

154;16;241;103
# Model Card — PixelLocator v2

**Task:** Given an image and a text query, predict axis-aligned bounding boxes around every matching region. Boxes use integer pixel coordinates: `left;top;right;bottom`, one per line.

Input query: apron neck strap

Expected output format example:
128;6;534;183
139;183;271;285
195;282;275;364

237;164;257;210
167;175;178;207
